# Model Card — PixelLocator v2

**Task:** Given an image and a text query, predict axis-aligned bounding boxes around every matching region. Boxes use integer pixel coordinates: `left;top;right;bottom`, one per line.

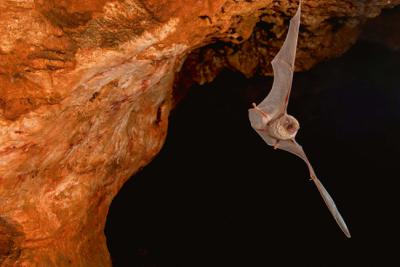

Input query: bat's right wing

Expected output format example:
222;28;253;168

276;139;351;238
257;2;301;119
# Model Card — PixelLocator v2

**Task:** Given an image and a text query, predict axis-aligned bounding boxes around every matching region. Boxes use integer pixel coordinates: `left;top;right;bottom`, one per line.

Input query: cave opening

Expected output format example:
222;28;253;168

105;7;400;267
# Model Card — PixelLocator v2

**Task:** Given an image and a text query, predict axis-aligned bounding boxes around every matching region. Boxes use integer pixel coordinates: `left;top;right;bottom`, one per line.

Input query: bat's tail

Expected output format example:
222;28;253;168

311;176;351;238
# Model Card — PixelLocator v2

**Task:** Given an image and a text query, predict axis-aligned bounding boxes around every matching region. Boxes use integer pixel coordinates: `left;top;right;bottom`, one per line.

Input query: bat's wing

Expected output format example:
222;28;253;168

276;139;351;238
257;2;301;119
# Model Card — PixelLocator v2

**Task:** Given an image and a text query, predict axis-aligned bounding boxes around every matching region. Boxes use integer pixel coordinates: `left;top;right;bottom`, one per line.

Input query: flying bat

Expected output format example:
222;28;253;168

248;1;351;238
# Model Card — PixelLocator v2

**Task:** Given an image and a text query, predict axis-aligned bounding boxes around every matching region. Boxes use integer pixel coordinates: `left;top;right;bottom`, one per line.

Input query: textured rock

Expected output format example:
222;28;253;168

0;0;399;266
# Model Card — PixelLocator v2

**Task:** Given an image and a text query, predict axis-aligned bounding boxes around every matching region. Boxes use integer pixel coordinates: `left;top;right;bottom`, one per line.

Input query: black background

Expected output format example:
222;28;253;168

105;14;400;267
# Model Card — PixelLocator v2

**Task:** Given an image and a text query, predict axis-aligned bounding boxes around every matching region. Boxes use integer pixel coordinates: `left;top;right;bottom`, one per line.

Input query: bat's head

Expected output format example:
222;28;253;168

269;114;300;140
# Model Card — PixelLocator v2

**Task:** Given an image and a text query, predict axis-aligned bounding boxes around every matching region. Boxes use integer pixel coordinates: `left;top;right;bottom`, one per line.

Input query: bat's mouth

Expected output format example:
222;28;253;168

286;124;295;132
285;121;298;134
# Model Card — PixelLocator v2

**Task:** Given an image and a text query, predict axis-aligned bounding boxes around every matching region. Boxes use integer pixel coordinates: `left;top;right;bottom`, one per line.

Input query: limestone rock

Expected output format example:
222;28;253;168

0;0;399;266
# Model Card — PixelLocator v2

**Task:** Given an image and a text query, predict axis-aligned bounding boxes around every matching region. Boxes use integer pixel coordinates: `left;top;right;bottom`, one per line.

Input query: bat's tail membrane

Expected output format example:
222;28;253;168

312;177;351;238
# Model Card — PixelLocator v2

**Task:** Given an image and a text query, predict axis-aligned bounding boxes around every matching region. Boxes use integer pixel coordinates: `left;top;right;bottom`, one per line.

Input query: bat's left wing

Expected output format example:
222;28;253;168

275;139;351;238
256;2;301;119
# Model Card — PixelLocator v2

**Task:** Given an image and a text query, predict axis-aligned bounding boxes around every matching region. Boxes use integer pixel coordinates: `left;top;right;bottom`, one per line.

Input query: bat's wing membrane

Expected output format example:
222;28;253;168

276;139;351;238
257;3;301;118
312;176;351;238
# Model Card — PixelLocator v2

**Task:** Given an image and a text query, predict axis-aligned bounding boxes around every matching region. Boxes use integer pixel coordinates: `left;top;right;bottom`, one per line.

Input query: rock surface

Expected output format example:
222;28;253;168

0;0;399;266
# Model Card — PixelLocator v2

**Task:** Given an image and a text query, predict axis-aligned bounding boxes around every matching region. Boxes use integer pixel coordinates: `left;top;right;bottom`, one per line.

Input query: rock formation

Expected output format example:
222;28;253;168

0;0;399;266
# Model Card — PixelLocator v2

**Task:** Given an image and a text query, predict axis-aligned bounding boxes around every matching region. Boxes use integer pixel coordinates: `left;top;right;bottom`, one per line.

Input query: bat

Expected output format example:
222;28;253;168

248;0;351;238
